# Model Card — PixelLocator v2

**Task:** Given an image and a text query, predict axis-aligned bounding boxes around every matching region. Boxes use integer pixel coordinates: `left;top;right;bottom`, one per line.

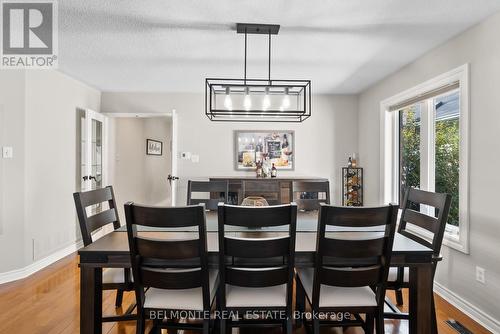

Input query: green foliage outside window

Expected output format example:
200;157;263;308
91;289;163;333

400;104;459;227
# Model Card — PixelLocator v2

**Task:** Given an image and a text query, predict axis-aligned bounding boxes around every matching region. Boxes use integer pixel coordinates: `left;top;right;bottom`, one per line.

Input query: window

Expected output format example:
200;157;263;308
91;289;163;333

381;65;469;253
397;91;460;234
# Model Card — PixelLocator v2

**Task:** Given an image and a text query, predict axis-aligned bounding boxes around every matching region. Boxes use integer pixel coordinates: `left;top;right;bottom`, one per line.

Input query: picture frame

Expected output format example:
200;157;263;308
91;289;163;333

146;139;163;156
234;130;295;170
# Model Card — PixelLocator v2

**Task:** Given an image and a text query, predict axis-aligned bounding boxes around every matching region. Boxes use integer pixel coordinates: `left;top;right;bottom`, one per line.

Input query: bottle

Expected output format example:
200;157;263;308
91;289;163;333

256;161;263;178
271;163;277;178
348;157;352;168
351;153;357;168
255;137;263;163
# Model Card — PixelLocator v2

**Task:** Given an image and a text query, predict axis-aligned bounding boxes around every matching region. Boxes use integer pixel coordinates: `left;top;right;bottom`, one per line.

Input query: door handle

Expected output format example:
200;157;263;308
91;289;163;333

167;175;179;185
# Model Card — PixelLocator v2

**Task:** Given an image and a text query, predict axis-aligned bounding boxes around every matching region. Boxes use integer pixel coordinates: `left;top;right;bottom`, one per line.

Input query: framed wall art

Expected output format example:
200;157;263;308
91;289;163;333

146;139;163;156
235;130;294;170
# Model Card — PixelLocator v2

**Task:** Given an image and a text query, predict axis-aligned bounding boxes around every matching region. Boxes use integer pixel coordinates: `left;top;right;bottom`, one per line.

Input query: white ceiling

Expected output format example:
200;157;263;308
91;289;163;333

58;0;500;94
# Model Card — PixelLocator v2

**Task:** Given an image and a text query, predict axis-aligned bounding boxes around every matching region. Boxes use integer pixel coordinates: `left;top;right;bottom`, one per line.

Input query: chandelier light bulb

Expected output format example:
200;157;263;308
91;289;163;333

224;87;232;110
262;86;271;110
282;87;290;109
244;87;252;110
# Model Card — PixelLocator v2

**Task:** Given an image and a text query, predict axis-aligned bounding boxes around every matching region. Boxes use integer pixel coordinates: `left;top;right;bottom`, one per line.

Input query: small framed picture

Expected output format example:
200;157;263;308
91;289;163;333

146;139;163;156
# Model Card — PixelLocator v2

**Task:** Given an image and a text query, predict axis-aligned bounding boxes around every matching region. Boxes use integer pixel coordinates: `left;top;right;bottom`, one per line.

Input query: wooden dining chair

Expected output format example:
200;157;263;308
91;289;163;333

295;204;398;334
242;180;281;205
187;180;229;210
125;203;217;334
73;186;134;311
291;181;330;211
385;188;451;331
217;203;297;333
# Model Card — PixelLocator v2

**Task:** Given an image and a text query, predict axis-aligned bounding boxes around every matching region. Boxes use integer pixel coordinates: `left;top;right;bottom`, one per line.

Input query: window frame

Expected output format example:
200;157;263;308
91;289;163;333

380;64;470;253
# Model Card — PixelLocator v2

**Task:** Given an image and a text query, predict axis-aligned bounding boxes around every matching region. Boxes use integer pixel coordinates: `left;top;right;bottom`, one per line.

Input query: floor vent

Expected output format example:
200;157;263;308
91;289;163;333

446;319;474;334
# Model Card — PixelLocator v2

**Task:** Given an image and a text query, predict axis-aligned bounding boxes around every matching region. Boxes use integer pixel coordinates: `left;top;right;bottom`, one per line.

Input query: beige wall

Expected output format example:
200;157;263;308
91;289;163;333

109;117;171;220
0;71;27;272
358;11;500;326
101;93;359;206
24;70;101;262
0;70;101;273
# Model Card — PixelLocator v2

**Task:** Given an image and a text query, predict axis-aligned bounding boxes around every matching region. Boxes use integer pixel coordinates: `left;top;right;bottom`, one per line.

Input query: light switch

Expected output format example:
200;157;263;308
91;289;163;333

2;146;13;159
191;154;199;163
180;152;191;160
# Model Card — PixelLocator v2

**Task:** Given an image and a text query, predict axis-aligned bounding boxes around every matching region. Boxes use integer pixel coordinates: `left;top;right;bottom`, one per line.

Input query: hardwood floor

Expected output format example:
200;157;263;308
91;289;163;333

0;253;491;334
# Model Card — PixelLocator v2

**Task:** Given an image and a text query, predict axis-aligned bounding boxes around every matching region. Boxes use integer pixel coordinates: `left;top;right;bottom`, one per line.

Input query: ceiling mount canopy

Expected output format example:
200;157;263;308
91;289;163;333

205;23;311;122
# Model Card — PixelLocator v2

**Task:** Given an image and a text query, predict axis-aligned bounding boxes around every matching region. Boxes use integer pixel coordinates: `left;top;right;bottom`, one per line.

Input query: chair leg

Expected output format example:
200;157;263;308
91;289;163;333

151;322;161;334
286;317;293;334
395;288;404;306
312;318;320;334
136;316;145;334
115;289;124;308
296;283;305;328
219;319;226;334
375;310;384;334
365;313;374;334
203;319;210;334
431;294;438;334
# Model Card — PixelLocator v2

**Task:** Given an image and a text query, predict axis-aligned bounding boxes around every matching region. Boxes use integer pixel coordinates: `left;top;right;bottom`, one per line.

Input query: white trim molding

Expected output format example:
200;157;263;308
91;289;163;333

0;240;83;285
434;281;500;333
380;64;470;253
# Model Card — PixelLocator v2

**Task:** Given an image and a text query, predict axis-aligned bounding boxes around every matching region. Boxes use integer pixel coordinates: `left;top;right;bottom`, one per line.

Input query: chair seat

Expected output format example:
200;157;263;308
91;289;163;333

226;284;287;308
387;267;409;283
103;268;129;284
297;269;377;308
144;270;218;311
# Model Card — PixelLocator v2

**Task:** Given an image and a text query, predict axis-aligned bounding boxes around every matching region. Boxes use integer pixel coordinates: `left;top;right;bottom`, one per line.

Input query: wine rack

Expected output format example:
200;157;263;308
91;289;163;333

342;167;363;206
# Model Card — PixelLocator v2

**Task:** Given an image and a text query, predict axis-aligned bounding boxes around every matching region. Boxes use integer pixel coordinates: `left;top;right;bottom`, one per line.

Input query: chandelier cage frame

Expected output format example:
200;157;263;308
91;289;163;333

205;23;312;122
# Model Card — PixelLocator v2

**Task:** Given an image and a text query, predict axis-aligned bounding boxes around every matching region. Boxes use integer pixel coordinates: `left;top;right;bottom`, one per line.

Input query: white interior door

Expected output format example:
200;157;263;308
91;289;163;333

168;109;178;206
81;109;107;194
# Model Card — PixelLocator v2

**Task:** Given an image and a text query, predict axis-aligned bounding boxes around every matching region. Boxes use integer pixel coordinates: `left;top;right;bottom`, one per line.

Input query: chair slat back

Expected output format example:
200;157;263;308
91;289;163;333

125;203;210;305
225;266;289;287
73;186;120;246
242;180;281;205
217;203;297;304
139;267;203;290
398;188;452;254
225;236;290;258
221;204;293;228
292;181;330;211
187;180;229;210
322;206;393;227
312;204;398;307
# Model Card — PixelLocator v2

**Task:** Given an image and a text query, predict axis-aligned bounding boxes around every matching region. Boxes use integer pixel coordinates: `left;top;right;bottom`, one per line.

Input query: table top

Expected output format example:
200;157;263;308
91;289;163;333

80;211;432;257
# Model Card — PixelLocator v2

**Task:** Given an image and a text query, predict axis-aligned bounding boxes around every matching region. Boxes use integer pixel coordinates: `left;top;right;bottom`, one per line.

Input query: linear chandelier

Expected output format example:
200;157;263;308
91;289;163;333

205;23;311;122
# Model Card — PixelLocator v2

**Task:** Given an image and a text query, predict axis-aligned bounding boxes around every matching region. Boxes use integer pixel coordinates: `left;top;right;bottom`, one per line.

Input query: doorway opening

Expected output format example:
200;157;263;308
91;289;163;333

106;112;178;219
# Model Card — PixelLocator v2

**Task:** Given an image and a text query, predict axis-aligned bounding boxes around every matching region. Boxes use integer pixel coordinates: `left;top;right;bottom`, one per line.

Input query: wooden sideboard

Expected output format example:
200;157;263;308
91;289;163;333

209;176;329;205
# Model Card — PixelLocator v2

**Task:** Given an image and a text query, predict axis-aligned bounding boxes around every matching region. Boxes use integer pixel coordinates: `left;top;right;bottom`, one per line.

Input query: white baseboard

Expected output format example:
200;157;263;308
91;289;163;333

0;240;83;285
434;281;500;333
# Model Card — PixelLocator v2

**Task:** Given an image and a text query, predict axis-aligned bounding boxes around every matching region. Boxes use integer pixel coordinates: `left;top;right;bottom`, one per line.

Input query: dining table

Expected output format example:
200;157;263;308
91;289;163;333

78;210;435;334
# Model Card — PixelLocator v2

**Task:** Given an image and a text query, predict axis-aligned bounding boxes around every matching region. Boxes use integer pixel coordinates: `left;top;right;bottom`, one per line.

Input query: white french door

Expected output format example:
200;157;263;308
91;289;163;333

168;109;178;206
81;109;108;194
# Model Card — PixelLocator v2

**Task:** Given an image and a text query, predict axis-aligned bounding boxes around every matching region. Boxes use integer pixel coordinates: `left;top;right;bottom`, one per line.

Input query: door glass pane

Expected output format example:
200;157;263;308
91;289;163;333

91;119;103;191
80;114;87;191
434;91;460;227
90;119;103;214
399;103;422;207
